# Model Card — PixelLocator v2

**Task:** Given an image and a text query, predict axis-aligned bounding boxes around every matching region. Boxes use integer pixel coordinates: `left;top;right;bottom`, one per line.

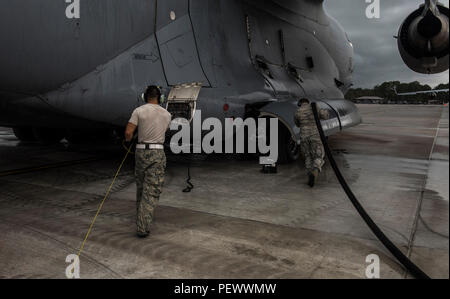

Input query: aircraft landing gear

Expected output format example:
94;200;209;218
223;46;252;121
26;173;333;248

12;127;36;142
32;128;65;144
278;125;300;164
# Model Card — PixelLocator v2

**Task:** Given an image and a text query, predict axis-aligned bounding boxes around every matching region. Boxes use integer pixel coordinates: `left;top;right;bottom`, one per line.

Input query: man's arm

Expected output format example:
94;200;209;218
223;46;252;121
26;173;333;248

294;110;301;127
125;123;137;142
319;109;330;120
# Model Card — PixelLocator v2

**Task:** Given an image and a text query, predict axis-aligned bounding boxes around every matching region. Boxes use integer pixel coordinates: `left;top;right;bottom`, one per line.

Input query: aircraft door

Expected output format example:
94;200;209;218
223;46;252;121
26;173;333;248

156;0;210;87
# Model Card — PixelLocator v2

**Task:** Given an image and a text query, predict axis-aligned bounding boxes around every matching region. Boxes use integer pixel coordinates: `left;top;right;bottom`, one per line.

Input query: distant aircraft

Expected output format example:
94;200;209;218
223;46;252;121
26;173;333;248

0;0;448;162
393;86;449;96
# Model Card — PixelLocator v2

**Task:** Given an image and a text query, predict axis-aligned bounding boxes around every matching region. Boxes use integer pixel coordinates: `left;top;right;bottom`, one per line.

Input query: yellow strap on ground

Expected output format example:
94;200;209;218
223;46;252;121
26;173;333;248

75;144;133;262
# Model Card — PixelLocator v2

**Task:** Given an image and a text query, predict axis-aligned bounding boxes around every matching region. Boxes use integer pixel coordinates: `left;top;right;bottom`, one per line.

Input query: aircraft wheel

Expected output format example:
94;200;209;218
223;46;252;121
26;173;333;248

32;128;65;144
12;127;36;142
278;125;300;164
65;129;90;144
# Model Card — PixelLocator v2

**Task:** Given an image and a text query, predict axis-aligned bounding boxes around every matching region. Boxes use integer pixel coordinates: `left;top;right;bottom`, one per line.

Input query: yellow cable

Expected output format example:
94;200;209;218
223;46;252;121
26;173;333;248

72;143;133;270
122;140;135;155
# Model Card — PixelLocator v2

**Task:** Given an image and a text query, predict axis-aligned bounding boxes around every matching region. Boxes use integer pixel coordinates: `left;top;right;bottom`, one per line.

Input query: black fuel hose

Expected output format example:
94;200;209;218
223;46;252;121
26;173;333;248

311;103;430;279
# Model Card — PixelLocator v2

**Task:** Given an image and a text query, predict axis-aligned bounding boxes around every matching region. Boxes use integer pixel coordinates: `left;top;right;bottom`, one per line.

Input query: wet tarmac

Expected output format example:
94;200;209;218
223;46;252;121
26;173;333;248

0;105;448;279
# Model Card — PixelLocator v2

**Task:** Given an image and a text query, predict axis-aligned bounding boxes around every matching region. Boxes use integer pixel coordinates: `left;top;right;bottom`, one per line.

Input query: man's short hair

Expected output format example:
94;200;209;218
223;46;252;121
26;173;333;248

144;86;161;102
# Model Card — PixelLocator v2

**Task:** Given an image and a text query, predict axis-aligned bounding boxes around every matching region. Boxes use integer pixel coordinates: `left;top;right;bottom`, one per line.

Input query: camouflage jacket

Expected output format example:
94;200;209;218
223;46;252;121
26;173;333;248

294;104;329;139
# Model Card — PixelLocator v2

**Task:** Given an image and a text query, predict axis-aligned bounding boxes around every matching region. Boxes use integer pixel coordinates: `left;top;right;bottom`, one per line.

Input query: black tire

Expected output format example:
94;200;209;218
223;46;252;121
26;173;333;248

32;128;65;144
258;117;300;164
12;127;36;142
278;124;300;164
65;130;86;144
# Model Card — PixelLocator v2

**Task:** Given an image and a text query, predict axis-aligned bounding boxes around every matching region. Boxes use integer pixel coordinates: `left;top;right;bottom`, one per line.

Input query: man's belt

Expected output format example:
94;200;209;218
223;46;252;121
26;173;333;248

136;144;164;150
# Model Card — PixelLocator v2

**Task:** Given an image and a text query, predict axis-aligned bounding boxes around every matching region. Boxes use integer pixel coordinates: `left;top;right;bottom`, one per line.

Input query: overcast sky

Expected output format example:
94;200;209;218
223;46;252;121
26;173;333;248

325;0;449;88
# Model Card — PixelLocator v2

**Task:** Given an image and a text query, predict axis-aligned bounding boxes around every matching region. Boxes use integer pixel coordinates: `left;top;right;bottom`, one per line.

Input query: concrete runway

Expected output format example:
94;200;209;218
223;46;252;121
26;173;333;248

0;105;448;279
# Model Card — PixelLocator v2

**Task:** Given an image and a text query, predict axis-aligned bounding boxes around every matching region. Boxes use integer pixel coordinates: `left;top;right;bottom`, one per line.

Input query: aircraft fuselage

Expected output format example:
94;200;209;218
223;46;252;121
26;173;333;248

0;0;356;133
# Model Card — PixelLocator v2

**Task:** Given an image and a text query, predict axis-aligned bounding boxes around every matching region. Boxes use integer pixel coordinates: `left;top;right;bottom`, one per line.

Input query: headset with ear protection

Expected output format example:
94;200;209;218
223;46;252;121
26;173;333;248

141;86;165;105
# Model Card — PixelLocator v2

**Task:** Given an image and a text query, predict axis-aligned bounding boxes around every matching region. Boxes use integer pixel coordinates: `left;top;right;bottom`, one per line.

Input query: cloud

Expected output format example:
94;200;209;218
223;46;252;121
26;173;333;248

325;0;449;88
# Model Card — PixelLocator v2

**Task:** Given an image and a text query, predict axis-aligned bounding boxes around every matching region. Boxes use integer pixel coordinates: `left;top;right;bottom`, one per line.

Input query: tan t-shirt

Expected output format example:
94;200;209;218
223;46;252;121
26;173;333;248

129;104;172;144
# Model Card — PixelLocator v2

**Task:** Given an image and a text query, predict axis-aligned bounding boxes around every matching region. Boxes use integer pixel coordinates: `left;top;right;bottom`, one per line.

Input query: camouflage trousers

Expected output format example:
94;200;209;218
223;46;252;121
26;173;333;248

300;136;325;174
135;149;166;234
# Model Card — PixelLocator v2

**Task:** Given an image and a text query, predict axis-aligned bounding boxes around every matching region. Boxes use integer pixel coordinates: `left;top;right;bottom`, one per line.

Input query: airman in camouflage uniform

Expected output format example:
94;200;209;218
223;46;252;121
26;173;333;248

125;86;172;238
135;149;167;235
294;98;329;187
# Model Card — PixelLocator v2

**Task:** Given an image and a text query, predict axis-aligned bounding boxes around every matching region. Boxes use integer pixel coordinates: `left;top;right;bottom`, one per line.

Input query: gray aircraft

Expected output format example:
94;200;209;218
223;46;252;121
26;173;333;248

0;0;448;162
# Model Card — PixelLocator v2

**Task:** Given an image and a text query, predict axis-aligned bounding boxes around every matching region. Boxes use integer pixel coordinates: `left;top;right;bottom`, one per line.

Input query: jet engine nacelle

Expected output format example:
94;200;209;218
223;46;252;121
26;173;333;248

397;2;449;74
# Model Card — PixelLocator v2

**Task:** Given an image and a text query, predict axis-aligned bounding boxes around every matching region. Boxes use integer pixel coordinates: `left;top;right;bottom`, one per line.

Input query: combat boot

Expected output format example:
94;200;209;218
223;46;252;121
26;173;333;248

308;169;319;188
137;231;150;238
